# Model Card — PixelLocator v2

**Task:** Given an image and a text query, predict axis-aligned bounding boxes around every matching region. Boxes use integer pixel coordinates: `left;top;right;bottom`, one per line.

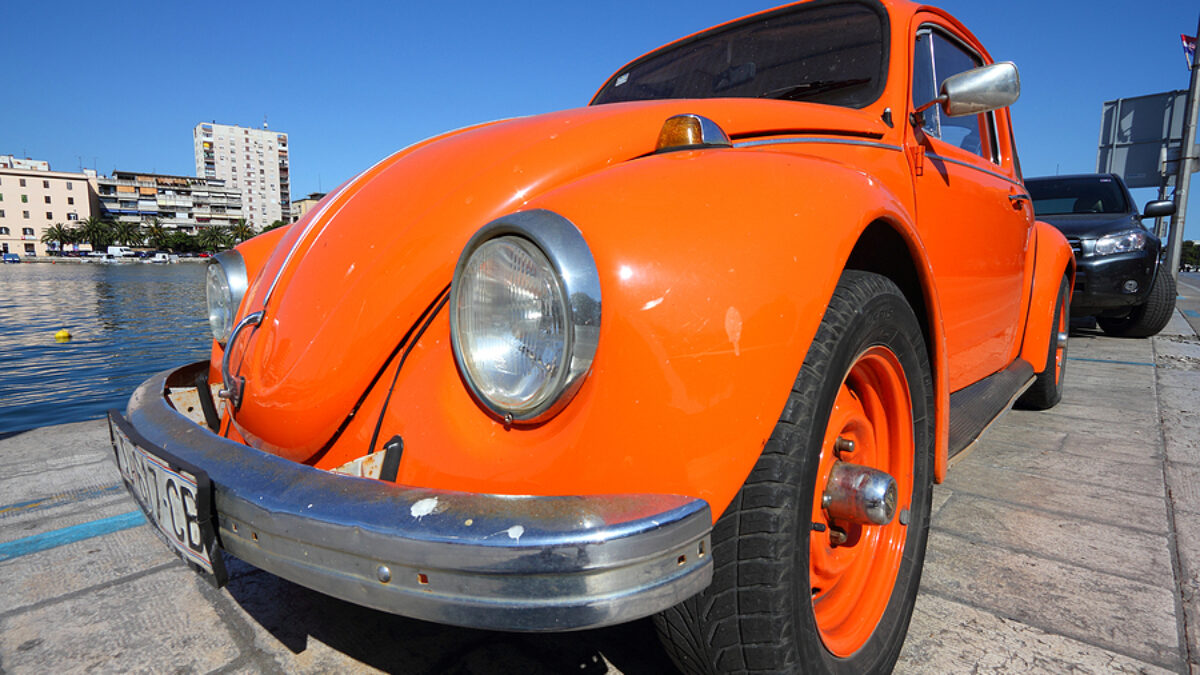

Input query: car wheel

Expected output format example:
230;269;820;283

1017;276;1068;410
654;270;934;675
1097;269;1177;338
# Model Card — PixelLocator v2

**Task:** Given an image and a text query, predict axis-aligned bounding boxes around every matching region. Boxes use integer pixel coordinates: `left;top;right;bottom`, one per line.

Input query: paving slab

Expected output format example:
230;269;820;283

940;460;1170;535
0;524;179;615
898;593;1173;674
931;493;1174;584
0;566;241;674
966;437;1166;498
919;531;1180;669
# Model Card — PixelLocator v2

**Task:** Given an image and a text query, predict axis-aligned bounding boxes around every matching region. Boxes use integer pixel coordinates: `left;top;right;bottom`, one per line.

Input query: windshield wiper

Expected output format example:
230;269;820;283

758;78;871;101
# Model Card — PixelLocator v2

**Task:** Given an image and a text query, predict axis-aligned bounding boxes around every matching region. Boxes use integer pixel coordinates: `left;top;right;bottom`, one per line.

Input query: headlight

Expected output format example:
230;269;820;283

1092;230;1147;256
206;251;249;344
450;210;601;423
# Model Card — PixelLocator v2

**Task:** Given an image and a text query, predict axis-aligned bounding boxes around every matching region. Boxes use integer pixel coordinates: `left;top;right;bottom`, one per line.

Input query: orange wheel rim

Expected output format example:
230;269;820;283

810;345;914;657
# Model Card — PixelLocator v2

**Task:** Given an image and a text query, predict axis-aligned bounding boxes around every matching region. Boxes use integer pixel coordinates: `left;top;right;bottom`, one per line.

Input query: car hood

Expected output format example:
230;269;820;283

1035;212;1147;239
230;98;887;459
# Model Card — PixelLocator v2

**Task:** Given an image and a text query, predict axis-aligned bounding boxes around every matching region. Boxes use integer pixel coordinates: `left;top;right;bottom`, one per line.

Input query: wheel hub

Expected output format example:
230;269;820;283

822;460;898;526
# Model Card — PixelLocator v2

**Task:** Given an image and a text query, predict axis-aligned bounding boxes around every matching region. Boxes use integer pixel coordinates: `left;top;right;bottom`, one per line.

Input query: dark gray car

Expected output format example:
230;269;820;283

1025;173;1176;337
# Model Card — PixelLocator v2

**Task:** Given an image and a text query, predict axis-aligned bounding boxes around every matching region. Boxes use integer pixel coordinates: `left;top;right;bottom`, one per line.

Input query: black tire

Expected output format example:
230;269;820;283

654;271;934;675
1097;269;1177;338
1017;276;1068;410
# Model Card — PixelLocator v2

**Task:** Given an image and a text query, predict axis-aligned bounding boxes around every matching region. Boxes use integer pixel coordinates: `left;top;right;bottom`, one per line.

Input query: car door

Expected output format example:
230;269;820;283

907;21;1032;390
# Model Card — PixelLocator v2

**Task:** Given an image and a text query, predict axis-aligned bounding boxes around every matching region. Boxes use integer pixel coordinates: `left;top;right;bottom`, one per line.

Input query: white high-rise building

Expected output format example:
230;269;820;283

193;122;290;229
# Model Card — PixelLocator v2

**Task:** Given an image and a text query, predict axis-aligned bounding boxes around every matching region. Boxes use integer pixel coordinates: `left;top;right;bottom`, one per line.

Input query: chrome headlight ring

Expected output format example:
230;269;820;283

450;210;602;424
206;250;249;345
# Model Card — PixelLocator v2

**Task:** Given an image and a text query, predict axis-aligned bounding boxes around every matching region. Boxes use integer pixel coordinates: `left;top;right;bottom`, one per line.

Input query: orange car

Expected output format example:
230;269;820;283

109;1;1073;672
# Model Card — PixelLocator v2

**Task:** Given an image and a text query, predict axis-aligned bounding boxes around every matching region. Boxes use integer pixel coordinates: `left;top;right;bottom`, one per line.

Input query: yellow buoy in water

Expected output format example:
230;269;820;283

55;329;72;342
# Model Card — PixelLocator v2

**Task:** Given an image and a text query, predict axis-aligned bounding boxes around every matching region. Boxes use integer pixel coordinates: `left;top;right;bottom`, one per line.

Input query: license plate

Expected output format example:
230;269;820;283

108;411;227;586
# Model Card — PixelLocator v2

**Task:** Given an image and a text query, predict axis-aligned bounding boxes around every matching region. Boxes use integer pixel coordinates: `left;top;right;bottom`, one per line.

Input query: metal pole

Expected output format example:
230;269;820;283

1169;15;1200;278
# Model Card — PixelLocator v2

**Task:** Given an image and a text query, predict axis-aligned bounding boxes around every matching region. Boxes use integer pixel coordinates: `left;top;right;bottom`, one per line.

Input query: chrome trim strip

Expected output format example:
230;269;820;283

733;137;903;152
926;152;1023;188
124;364;712;632
450;210;602;424
217;311;263;408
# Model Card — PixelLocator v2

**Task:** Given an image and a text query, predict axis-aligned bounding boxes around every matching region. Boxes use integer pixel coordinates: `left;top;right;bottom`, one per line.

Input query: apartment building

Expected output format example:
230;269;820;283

289;192;326;223
0;162;98;257
96;171;243;232
193;122;290;229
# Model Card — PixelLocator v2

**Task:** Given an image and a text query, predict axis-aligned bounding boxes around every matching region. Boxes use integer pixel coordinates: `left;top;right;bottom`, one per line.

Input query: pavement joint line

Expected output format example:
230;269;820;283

0;510;145;562
1153;337;1198;670
1066;356;1158;367
915;586;1178;671
0;483;124;518
0;560;179;622
938;486;1170;537
931;524;1171;589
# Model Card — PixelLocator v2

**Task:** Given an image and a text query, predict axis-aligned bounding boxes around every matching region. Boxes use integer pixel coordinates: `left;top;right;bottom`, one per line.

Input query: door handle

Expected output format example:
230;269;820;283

1008;193;1030;209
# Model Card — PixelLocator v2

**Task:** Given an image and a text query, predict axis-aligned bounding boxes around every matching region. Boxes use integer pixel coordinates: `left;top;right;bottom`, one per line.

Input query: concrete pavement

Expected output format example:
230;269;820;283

1;302;1198;673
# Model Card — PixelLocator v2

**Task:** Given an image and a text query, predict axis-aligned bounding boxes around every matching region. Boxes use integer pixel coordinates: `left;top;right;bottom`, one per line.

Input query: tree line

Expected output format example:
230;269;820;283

39;217;287;254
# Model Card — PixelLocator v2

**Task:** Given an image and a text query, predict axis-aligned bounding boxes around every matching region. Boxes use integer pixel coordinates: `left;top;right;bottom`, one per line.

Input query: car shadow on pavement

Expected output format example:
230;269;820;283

219;555;679;674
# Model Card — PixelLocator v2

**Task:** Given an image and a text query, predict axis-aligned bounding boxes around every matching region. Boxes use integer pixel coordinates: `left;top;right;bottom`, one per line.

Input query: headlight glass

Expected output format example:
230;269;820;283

205;251;249;344
453;236;569;415
1093;230;1147;256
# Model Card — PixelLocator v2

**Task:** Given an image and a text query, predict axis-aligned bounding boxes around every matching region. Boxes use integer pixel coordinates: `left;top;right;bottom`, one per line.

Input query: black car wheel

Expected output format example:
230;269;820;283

1097;269;1177;338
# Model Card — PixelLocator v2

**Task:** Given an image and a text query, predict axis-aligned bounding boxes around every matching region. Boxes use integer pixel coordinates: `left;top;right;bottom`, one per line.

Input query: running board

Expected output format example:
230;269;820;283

948;360;1035;463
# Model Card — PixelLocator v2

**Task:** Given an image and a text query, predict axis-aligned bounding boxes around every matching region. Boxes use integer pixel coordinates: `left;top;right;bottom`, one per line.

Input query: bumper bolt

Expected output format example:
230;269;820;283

377;565;392;584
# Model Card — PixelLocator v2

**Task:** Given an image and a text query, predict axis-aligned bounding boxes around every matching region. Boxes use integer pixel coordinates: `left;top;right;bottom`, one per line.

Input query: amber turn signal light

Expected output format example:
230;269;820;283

655;114;731;152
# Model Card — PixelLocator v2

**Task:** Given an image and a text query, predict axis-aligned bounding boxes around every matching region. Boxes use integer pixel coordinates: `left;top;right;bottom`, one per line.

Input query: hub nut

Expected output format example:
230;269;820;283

822;461;898;526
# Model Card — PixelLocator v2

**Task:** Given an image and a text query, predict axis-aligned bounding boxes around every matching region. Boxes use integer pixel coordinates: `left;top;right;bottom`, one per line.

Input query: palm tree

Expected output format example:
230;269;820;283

77;217;113;252
229;218;255;244
261;219;288;233
144;218;170;250
168;230;198;253
197;225;232;252
112;220;143;247
41;223;72;253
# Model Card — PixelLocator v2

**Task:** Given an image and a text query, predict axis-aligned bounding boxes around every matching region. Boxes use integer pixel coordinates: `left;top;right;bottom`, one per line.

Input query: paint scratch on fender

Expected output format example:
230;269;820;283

725;306;743;356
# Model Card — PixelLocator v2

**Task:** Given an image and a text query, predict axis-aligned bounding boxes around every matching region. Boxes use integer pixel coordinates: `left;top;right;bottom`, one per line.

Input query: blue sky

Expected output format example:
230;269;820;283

3;1;1198;239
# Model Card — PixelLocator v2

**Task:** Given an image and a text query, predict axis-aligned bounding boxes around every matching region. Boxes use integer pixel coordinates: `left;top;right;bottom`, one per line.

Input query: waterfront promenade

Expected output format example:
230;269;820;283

1;283;1199;673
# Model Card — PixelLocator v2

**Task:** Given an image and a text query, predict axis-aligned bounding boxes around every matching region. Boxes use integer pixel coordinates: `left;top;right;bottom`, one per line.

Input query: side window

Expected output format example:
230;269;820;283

913;28;998;163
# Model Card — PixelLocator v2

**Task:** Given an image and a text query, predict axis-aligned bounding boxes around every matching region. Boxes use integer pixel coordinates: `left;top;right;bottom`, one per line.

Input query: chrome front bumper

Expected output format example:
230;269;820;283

120;362;713;632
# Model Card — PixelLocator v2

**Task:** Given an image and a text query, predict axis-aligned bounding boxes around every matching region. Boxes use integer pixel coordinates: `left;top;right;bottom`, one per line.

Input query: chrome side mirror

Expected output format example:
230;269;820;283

940;61;1020;117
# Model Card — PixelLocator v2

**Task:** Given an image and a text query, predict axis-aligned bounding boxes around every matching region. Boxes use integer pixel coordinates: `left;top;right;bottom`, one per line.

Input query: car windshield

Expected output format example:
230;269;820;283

591;1;887;109
1026;176;1131;216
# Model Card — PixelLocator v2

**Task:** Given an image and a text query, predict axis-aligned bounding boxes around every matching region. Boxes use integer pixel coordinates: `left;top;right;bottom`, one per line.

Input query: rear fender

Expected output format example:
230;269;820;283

1018;221;1075;370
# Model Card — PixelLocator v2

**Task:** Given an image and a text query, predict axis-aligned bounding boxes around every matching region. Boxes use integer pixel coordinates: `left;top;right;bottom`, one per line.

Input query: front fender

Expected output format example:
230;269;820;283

331;148;919;522
1019;221;1075;370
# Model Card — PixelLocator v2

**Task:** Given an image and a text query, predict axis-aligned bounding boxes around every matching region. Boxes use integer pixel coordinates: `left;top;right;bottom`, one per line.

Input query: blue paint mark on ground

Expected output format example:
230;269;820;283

1183;309;1200;318
1067;356;1156;367
0;511;145;562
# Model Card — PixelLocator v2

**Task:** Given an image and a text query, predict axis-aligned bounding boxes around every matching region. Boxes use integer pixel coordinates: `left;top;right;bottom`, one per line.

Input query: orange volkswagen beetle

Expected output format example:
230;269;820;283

110;1;1072;672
